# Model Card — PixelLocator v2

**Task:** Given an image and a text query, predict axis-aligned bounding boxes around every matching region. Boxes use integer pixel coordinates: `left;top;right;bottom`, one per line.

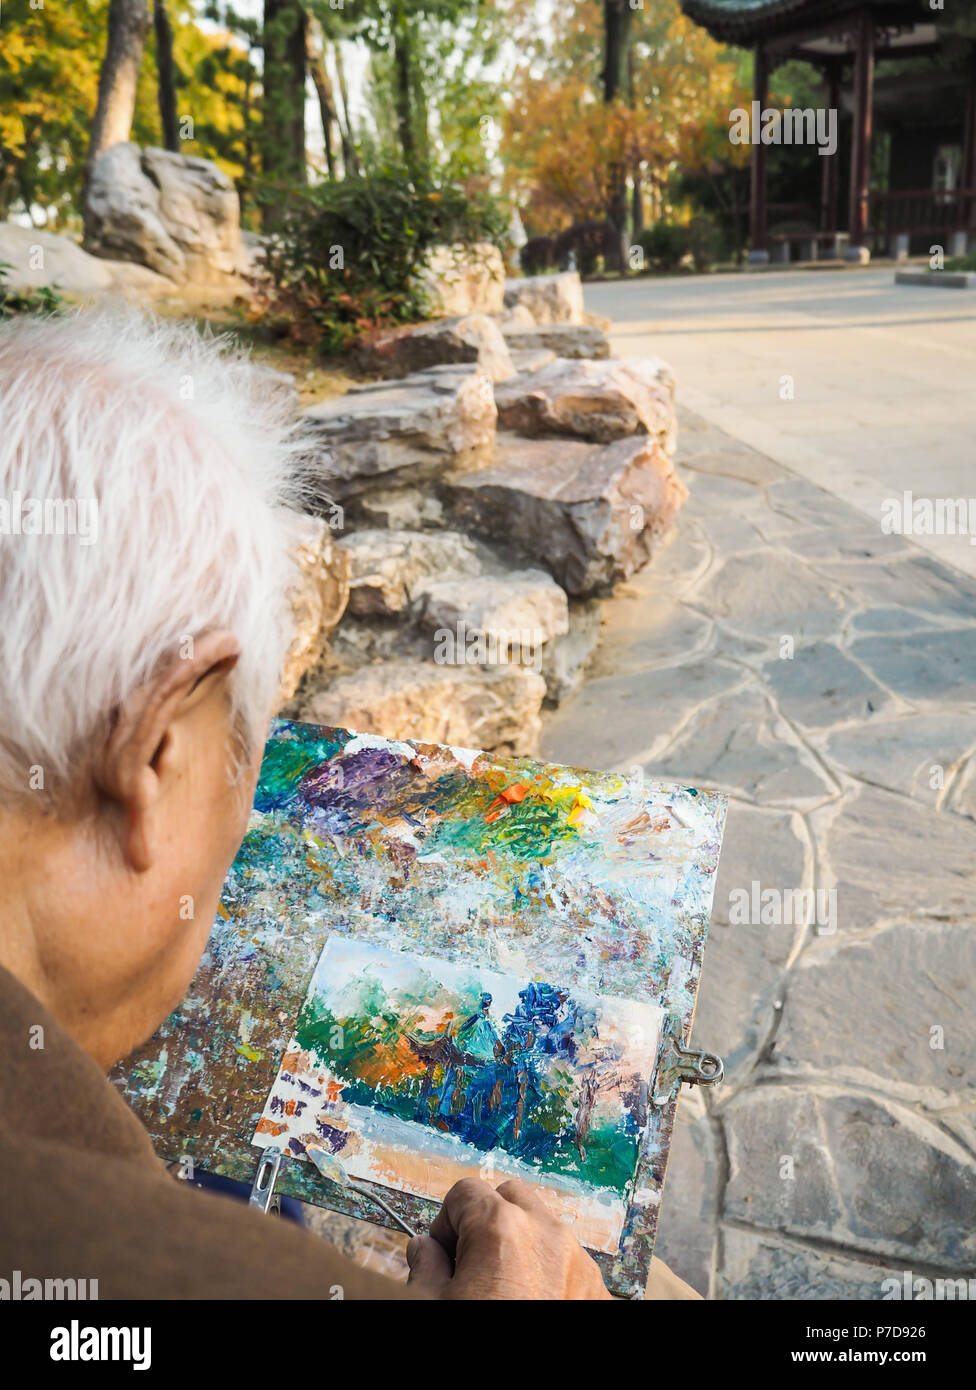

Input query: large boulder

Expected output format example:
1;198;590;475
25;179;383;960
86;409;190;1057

540;598;603;705
416;242;505;317
301;366;497;502
421;569;569;652
85;143;249;288
445;433;688;596
338;529;483;618
299;660;546;757
353;314;514;383
277;511;350;706
501;323;610;360
503;271;585;325
0;222;172;298
494;357;677;450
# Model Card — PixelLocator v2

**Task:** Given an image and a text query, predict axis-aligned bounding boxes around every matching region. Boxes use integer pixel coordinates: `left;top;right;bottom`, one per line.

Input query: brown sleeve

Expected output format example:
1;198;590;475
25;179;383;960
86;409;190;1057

5;1136;429;1301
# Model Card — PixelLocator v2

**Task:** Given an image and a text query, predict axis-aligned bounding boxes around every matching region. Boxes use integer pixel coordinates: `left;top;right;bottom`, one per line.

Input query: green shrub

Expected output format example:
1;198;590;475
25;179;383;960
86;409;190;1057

687;214;723;273
943;253;976;272
0;260;66;319
638;223;691;273
255;167;508;353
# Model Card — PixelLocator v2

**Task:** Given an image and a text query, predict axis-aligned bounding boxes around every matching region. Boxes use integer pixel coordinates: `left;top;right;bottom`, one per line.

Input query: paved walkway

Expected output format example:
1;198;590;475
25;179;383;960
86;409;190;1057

542;404;976;1298
585;269;976;579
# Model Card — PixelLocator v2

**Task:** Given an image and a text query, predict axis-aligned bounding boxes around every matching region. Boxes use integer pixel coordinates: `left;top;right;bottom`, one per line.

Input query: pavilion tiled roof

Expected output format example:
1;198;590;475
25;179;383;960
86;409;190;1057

681;0;918;45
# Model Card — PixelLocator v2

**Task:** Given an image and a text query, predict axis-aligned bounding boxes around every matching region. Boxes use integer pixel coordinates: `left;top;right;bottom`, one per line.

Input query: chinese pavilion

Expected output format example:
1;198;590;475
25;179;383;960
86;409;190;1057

681;0;976;261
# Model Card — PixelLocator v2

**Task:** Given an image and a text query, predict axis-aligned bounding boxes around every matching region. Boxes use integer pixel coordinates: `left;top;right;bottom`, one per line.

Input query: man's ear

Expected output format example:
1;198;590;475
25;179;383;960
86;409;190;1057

94;630;242;873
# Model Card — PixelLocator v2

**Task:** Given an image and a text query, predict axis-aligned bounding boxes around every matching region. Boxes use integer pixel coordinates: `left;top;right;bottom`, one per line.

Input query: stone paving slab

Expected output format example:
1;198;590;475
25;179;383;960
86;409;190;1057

543;405;976;1298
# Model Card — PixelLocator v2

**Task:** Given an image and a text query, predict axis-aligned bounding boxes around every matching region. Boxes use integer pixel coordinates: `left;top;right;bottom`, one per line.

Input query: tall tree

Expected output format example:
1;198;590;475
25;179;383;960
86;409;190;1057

154;0;180;152
601;0;635;265
332;43;361;176
305;16;337;178
261;0;308;215
86;0;152;182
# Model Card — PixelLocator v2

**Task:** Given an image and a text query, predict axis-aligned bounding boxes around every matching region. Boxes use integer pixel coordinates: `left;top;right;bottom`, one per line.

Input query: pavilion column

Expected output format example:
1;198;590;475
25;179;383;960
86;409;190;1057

749;42;770;263
820;63;841;240
847;6;875;256
960;55;976;240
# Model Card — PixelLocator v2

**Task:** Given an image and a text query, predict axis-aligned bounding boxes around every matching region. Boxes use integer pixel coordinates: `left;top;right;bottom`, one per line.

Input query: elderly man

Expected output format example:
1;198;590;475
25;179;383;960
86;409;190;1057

0;310;696;1301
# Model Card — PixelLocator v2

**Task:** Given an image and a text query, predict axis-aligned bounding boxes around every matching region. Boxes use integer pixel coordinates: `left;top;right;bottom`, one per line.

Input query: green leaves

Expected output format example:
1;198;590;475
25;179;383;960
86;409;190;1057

255;163;506;351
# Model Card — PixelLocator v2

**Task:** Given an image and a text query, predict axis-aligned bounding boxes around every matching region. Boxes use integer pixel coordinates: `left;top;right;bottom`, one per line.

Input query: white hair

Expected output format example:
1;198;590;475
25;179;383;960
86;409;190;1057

0;308;304;810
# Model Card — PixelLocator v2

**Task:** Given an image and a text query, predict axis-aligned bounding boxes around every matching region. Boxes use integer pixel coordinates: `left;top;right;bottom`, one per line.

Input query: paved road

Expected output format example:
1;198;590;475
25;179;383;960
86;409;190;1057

541;407;976;1298
585;269;976;578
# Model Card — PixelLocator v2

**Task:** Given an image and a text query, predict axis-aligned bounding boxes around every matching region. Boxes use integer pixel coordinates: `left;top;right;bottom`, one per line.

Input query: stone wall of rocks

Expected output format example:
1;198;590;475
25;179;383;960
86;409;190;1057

278;271;686;755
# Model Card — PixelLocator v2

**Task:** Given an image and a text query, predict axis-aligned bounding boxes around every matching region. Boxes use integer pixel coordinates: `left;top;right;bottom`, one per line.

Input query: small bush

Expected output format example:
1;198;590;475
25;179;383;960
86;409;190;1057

687;214;723;273
638;223;691;273
554;221;618;276
520;235;557;275
254;166;508;353
0;260;66;319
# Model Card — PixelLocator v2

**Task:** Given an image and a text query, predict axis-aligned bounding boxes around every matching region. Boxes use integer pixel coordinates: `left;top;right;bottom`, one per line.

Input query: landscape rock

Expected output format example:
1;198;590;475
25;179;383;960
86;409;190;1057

299;660;546;756
85;143;249;287
446;432;688;596
416;242;505;317
498;303;536;329
337;529;483;618
507;348;557;375
541;598;603;704
501;322;610;359
583;309;613;333
421;569;569;652
301;367;496;501
353;314;514;383
0;222;172;298
503;270;584;324
356;487;445;530
277;510;350;706
493;357;676;448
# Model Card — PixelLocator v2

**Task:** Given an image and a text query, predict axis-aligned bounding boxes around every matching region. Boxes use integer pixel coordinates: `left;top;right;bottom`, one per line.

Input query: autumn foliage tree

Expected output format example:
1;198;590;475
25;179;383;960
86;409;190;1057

503;0;750;257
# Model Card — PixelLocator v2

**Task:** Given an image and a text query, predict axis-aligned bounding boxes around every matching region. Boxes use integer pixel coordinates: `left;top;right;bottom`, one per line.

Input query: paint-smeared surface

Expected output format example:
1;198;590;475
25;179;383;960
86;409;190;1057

114;719;727;1297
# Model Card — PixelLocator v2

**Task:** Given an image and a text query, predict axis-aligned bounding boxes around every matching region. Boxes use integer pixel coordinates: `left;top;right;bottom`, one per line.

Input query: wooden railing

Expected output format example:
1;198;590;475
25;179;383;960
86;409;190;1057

868;188;976;238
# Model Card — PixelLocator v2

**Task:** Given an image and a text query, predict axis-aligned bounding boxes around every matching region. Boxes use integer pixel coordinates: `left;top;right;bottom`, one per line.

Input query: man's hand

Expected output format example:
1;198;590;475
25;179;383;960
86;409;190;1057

405;1176;612;1300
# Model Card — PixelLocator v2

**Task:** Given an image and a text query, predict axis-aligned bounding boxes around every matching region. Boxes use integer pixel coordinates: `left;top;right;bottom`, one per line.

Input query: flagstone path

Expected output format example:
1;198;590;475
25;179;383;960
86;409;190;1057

542;406;976;1298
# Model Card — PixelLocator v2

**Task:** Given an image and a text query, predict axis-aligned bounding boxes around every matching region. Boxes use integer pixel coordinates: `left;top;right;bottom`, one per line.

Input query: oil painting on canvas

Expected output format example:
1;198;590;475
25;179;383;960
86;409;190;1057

253;936;664;1253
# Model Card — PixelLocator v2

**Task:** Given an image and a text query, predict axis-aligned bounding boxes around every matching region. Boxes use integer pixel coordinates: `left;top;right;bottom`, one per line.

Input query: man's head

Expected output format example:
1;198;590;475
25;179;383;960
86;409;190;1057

0;310;302;1068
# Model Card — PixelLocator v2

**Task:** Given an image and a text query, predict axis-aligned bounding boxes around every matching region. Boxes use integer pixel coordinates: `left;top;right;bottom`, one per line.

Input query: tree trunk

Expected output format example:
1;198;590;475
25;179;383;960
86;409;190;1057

86;0;152;184
602;0;634;268
306;20;337;178
393;8;414;165
631;168;643;241
261;0;307;227
333;44;360;177
154;0;179;153
602;0;633;104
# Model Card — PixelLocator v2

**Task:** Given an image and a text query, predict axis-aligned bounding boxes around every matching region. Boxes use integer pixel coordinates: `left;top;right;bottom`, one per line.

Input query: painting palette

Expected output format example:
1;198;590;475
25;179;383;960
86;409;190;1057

115;719;727;1298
